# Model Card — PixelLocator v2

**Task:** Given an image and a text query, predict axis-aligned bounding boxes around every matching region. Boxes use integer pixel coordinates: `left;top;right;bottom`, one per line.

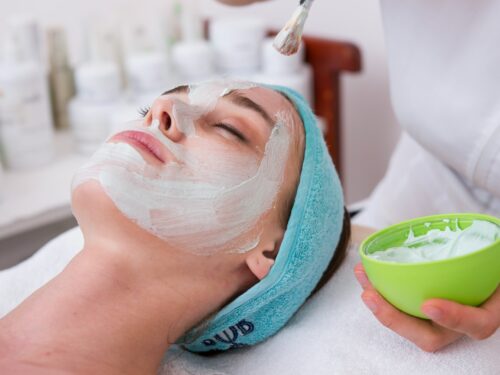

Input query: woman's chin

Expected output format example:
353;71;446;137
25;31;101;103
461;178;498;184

71;181;124;229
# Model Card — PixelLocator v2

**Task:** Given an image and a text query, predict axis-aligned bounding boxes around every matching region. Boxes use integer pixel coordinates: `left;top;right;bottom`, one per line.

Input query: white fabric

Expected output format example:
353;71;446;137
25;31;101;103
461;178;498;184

358;0;500;227
355;134;500;229
1;229;499;374
0;227;83;317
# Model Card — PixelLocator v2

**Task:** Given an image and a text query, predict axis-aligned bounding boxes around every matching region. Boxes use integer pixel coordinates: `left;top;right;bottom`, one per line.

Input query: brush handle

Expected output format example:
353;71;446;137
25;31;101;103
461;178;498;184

299;0;314;9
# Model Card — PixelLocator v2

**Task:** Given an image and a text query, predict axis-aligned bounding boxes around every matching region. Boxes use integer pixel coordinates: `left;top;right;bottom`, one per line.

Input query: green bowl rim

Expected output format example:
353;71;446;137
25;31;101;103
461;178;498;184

359;213;500;267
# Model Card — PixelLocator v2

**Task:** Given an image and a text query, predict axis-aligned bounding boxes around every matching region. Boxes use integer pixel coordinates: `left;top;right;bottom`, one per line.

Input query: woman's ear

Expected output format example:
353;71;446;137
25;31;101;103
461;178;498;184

245;237;281;280
245;250;275;280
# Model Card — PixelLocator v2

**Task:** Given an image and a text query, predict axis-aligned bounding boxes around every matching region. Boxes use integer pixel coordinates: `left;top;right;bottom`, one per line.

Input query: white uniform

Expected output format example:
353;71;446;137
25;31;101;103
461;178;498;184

358;0;500;228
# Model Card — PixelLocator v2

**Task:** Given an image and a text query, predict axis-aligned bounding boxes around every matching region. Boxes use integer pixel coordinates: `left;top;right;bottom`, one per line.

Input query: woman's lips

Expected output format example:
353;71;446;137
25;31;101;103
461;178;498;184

111;131;168;163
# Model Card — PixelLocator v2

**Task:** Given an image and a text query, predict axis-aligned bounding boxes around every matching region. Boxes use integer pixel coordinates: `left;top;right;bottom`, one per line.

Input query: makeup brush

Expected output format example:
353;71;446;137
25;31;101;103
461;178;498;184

273;0;315;56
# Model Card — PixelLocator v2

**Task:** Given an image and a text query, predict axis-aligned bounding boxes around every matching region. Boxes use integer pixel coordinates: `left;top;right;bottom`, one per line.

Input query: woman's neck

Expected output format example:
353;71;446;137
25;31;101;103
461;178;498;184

0;239;249;375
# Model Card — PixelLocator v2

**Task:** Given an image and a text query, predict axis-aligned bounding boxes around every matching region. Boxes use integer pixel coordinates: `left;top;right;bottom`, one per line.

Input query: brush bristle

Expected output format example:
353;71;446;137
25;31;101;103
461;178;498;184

273;28;302;56
273;5;309;56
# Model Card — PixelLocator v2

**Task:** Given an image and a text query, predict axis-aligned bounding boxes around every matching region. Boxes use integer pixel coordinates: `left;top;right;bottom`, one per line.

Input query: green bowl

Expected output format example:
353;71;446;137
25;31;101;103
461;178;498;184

359;213;500;319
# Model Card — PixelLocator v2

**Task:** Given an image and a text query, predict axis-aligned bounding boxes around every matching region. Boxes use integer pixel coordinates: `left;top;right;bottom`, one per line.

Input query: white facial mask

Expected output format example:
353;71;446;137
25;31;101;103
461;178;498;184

72;80;292;255
368;220;500;263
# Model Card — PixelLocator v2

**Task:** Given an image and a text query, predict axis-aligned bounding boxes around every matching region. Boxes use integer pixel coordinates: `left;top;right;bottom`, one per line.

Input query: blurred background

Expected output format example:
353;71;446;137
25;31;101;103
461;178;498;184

0;0;400;267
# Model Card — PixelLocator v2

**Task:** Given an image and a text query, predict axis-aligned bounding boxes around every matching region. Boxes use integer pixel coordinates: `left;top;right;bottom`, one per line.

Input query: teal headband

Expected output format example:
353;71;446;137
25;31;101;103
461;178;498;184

179;85;345;352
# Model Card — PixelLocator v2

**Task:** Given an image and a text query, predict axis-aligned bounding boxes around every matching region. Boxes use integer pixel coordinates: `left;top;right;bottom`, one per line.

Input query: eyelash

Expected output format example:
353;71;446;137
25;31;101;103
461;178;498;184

136;106;246;142
138;106;150;118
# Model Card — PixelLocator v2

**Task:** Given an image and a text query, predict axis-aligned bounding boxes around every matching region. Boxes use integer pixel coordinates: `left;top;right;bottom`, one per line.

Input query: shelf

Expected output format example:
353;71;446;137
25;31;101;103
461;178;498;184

0;131;87;240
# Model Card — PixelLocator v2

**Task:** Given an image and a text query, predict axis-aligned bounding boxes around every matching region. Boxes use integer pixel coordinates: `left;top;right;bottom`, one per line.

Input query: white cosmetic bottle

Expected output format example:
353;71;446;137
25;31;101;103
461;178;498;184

123;18;171;102
110;18;172;134
0;19;55;170
47;28;75;130
69;25;122;155
0;159;4;202
171;0;215;83
253;38;313;106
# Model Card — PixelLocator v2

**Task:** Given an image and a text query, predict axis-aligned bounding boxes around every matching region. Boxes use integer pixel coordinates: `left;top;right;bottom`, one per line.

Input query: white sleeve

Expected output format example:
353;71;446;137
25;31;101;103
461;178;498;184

380;0;500;199
354;133;500;229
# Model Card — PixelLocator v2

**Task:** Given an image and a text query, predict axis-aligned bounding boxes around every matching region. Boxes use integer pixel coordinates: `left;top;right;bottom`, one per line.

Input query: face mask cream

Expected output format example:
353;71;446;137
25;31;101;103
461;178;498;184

368;220;500;263
72;80;293;256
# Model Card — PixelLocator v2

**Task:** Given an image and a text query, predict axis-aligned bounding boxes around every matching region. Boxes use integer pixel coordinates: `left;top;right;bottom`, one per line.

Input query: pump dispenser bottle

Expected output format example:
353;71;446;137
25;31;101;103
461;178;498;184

0;18;55;170
47;27;75;130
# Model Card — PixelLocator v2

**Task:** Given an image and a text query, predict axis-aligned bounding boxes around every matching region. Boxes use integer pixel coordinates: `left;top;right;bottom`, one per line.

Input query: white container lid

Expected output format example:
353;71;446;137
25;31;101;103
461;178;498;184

171;41;215;81
75;61;122;102
262;37;305;75
210;18;265;45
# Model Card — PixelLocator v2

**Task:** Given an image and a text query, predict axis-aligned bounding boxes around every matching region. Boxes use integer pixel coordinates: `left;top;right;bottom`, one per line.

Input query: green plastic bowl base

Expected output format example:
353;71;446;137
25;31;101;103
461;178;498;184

359;213;500;319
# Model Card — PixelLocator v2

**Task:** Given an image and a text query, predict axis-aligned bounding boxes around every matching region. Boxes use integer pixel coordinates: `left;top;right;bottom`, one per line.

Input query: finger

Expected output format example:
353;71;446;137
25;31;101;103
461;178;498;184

353;263;371;289
482;285;500;320
422;287;500;340
362;289;462;352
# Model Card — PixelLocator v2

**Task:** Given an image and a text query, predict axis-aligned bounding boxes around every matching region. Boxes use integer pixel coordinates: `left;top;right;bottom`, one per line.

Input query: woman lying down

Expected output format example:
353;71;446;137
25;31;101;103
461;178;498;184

1;80;498;375
0;80;351;373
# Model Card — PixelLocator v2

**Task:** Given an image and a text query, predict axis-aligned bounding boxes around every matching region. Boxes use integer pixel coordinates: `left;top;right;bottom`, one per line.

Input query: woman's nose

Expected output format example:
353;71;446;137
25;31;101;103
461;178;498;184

145;97;184;142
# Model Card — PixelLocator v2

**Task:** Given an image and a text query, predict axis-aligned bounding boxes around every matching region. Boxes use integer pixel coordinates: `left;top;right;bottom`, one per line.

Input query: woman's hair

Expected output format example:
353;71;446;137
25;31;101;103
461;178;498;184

310;207;351;297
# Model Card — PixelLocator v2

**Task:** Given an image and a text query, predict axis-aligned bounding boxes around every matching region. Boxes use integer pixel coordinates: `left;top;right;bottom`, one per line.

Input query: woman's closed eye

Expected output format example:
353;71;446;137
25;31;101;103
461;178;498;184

136;105;247;143
214;123;247;143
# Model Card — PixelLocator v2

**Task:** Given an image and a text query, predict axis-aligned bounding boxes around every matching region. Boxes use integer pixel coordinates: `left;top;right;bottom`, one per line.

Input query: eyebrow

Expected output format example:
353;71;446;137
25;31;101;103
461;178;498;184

224;91;274;128
161;85;189;96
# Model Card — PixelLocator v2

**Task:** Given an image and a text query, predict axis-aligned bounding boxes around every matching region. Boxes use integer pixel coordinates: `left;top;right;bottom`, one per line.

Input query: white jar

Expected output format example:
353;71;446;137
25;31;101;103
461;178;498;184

75;62;122;102
171;40;215;82
0;61;54;170
210;18;265;74
125;52;170;94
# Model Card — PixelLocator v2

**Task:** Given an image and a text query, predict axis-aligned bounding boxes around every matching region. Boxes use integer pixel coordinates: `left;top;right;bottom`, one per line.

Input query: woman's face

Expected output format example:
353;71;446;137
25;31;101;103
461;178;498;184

72;81;303;256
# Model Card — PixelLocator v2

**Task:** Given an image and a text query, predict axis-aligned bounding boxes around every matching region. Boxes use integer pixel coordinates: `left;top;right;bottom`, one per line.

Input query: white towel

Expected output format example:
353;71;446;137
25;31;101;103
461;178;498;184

1;229;499;375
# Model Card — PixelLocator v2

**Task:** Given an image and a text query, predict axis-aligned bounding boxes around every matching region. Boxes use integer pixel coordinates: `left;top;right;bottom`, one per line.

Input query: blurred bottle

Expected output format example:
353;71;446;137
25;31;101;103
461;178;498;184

171;0;215;83
123;20;171;105
210;17;265;76
0;17;55;170
167;0;184;48
109;16;173;134
0;158;4;202
47;27;75;130
69;22;122;155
